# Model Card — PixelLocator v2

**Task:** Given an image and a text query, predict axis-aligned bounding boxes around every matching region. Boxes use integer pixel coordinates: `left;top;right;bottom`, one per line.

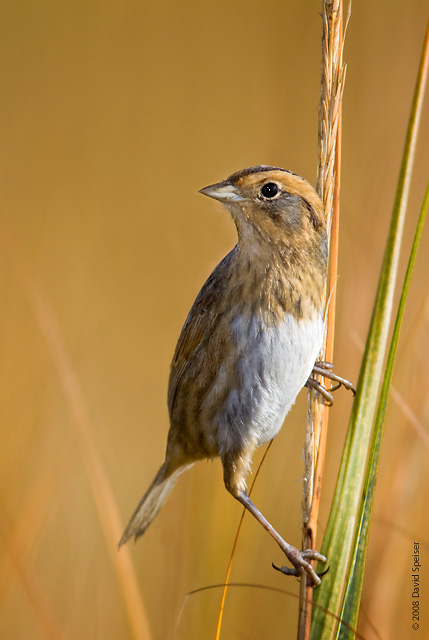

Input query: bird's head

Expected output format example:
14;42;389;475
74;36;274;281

199;165;326;251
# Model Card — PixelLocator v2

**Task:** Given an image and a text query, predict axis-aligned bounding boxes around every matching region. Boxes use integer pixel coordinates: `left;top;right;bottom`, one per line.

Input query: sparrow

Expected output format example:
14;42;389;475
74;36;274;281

119;165;353;585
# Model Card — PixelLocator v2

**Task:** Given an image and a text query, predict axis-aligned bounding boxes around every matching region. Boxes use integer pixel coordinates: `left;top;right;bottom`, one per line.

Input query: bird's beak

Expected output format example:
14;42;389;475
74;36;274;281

199;180;244;202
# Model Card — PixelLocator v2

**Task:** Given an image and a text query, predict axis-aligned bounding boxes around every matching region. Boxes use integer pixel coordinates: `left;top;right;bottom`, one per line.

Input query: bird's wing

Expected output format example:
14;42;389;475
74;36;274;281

167;249;235;416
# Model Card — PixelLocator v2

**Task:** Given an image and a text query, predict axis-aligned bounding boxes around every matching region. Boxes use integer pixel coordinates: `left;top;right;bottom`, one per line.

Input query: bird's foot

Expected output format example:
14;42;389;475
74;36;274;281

272;546;327;587
306;361;356;406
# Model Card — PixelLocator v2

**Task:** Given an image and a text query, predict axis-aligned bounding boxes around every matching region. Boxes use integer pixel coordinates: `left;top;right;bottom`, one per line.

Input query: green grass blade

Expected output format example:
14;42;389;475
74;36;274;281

337;178;429;640
311;19;429;639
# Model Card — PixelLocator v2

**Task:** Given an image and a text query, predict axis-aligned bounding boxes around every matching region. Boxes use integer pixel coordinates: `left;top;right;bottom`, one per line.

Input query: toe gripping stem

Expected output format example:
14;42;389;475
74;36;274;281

272;562;330;580
272;548;328;587
271;547;329;587
306;360;356;406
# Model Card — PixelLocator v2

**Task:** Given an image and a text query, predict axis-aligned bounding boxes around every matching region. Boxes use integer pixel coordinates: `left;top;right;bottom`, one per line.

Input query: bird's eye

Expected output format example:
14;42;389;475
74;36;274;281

260;182;279;199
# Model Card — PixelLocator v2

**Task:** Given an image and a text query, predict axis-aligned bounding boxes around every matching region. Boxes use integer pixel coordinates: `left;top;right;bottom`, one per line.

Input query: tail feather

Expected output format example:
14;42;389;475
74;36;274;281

119;462;188;547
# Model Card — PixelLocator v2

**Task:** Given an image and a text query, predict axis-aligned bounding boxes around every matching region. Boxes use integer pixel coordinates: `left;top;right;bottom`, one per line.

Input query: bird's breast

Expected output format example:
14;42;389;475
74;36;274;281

201;309;324;453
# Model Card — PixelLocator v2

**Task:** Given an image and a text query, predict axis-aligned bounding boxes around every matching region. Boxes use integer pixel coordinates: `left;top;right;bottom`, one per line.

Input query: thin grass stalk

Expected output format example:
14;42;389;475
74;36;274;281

299;125;343;640
312;18;429;638
0;220;153;640
299;1;345;638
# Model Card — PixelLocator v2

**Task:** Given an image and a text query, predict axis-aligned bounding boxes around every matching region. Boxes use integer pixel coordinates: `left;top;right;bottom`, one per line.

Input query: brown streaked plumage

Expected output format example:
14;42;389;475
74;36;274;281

120;165;334;585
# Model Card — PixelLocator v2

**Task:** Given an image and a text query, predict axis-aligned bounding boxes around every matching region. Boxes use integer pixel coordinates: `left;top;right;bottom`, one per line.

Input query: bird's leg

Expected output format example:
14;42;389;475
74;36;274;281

306;360;356;405
235;491;326;586
222;446;326;587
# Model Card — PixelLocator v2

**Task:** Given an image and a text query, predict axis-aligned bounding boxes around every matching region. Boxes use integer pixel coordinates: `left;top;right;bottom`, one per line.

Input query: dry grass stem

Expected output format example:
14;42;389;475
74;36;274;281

298;2;347;639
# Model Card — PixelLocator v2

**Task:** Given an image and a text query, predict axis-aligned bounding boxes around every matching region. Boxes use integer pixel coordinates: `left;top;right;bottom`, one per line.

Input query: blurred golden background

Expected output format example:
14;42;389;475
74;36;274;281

1;1;428;639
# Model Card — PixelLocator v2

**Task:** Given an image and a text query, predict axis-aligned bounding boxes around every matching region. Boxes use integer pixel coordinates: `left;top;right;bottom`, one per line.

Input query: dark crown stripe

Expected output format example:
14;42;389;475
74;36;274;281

228;165;298;182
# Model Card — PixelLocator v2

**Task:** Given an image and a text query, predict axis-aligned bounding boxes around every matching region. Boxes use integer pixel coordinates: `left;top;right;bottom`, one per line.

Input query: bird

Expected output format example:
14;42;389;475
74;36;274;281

119;165;352;585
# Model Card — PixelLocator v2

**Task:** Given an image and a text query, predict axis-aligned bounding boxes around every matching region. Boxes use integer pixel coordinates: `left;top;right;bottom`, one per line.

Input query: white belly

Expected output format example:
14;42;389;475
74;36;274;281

209;312;324;451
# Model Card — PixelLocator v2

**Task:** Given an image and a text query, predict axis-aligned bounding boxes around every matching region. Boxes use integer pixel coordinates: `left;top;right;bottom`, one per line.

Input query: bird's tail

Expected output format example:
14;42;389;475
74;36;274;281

119;461;188;547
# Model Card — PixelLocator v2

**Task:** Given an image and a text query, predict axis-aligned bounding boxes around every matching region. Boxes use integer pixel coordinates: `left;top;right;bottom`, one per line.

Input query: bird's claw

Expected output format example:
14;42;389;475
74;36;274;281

313;361;356;395
272;562;329;582
306;361;356;406
272;548;327;587
316;565;330;578
272;562;298;576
